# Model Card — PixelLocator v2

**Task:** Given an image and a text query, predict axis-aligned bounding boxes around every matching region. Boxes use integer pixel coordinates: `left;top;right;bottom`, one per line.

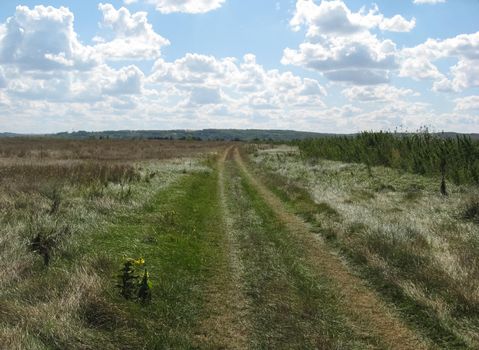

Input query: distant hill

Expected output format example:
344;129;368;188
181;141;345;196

52;129;338;141
1;129;478;141
0;132;23;138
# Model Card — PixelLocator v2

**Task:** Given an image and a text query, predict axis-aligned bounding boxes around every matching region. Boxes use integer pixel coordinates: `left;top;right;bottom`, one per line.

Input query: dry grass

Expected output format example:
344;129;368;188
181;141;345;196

250;145;479;348
0;138;227;348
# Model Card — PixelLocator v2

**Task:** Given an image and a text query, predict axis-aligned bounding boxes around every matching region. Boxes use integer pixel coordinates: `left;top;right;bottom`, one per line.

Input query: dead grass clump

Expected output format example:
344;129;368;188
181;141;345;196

403;184;423;201
461;195;479;224
27;214;72;267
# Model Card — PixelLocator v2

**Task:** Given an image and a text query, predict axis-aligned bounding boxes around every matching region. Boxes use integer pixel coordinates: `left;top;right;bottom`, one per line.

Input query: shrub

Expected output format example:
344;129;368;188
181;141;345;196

295;131;479;186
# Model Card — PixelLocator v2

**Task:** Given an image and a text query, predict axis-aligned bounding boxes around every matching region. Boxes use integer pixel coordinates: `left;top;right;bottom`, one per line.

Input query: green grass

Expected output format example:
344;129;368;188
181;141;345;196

78;167;225;348
224;158;373;349
247;145;478;349
0;159;226;349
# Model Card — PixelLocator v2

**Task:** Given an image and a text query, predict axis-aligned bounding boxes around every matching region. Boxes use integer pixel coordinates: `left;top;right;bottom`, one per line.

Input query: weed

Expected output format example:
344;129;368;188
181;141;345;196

138;269;152;304
117;258;144;301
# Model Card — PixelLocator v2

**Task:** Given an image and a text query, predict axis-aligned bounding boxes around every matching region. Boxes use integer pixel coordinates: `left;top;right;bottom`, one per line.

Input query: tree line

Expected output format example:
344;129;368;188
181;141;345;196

295;132;479;186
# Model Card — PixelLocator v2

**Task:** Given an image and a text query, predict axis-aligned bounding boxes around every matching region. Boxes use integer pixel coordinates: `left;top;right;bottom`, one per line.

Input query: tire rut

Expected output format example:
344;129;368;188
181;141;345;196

196;147;251;349
233;147;429;350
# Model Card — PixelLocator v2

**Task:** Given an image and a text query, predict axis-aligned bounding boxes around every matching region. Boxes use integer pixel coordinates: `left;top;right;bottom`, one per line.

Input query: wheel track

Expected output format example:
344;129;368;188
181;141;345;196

233;147;429;350
196;146;251;349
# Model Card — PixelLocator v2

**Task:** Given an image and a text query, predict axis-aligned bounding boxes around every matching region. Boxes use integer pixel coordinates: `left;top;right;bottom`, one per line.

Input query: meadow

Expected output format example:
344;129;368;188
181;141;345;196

0;139;229;349
249;142;479;348
0;137;478;349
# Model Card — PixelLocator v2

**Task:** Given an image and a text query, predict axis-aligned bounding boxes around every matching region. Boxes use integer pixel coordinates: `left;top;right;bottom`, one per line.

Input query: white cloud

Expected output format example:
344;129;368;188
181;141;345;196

401;31;479;92
149;53;327;110
102;65;144;95
96;3;170;61
0;5;98;71
5;63;145;103
283;1;414;85
289;1;415;36
399;57;444;80
0;66;6;88
282;35;398;85
413;0;446;4
454;96;479;112
379;15;416;33
127;0;226;14
342;85;418;102
0;2;476;134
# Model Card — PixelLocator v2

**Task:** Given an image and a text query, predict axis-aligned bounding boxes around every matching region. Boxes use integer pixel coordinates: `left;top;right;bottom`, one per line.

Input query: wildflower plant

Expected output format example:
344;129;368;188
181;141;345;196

117;257;152;303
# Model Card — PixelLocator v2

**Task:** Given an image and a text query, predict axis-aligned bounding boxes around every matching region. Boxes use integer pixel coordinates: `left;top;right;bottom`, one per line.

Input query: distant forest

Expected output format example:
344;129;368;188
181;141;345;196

1;129;478;142
52;129;337;141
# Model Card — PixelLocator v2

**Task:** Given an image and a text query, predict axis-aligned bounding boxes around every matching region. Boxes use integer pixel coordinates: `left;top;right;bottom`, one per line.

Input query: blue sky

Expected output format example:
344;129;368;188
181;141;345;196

0;0;478;133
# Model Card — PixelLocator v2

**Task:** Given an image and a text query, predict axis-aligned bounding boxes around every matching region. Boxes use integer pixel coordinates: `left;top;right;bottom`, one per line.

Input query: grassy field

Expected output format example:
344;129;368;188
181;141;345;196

249;144;479;349
0;138;478;349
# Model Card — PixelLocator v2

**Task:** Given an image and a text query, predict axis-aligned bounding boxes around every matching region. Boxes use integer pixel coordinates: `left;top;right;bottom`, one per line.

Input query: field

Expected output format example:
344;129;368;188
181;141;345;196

0;138;478;349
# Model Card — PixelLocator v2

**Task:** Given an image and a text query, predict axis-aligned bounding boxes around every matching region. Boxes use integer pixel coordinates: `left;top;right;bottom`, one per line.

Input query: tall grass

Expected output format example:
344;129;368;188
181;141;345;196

0;138;227;348
249;145;479;348
296;131;479;185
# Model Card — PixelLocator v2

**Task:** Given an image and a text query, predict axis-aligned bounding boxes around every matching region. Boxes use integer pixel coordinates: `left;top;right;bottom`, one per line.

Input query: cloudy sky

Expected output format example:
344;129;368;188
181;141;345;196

0;0;478;133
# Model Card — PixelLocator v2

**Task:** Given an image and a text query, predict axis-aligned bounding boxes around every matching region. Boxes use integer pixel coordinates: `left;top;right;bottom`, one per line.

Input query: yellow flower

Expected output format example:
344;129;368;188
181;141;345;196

134;258;145;266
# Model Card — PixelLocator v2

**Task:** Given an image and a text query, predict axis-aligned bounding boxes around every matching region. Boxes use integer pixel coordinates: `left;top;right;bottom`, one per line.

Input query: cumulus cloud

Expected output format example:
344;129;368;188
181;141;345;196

6;64;145;102
399;57;444;80
102;65;144;95
401;31;479;92
125;0;226;14
454;96;479;112
0;1;328;131
283;1;413;85
0;5;98;71
289;0;415;35
342;85;418;102
96;3;170;60
149;53;327;110
282;35;398;85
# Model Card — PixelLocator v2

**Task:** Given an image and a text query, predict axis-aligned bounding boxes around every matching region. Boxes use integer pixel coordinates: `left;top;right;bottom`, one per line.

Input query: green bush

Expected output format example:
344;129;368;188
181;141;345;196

295;131;479;186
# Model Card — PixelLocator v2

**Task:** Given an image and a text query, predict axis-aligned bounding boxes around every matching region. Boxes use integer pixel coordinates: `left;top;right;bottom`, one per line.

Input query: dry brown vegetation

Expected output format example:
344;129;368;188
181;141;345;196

250;145;479;348
0;138;228;349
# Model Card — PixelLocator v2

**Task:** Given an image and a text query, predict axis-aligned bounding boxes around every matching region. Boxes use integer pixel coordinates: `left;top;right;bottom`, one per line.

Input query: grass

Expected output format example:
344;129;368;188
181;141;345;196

224;155;374;349
0;139;229;348
248;145;479;349
3;137;477;348
78;168;225;348
462;194;479;224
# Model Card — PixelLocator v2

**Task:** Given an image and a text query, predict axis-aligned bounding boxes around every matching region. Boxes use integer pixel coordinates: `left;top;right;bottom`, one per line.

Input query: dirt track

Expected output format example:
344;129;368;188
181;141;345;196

231;147;429;350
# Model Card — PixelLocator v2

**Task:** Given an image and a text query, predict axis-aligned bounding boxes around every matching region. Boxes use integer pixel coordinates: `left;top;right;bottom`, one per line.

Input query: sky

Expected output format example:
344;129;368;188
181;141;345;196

0;0;478;133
